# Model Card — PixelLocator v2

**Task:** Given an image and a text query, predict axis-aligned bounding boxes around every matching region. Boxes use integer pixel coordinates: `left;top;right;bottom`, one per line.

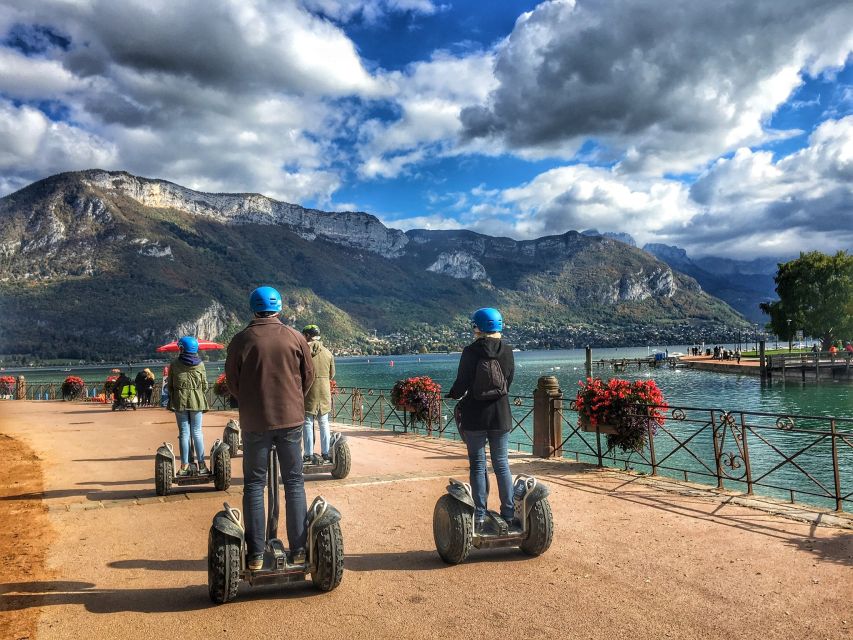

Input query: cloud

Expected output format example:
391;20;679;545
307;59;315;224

301;0;442;23
357;50;497;178
460;0;853;174
0;0;390;202
0;99;117;193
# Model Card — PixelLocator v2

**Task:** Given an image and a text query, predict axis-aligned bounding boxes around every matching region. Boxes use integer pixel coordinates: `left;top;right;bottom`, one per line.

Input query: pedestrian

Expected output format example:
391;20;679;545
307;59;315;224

140;368;156;406
301;324;335;464
225;286;314;571
446;307;516;531
160;366;170;408
167;336;210;476
134;369;148;406
845;342;853;354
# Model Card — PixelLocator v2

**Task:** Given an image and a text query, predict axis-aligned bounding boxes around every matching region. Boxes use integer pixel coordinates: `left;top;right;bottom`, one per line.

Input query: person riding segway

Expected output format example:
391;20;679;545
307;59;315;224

300;324;351;478
219;286;344;585
154;335;230;495
434;307;553;563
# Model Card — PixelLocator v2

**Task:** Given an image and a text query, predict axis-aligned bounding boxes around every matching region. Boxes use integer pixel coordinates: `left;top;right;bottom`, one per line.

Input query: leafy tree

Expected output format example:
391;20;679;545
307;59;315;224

760;251;853;349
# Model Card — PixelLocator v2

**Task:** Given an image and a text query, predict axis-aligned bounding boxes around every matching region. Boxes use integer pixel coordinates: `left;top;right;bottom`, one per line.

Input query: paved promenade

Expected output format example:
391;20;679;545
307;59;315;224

1;401;851;640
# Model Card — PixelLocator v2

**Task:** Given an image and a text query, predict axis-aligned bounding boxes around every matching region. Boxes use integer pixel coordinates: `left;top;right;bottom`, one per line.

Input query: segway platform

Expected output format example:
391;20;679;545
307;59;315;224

303;432;351;478
433;475;554;564
223;419;352;479
154;440;231;496
207;447;345;604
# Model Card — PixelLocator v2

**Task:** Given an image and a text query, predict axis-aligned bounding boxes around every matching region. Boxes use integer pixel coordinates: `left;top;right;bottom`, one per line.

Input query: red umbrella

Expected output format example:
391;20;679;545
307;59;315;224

156;339;226;353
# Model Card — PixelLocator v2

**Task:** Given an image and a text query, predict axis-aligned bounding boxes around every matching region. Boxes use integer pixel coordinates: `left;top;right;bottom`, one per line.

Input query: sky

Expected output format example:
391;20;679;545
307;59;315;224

0;0;851;258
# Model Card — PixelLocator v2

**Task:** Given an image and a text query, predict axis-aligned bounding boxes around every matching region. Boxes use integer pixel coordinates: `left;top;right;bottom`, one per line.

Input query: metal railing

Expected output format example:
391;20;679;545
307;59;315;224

330;387;537;452
553;402;853;512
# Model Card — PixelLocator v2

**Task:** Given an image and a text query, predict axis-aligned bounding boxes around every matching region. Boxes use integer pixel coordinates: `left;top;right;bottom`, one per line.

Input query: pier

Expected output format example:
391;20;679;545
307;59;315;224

1;399;852;640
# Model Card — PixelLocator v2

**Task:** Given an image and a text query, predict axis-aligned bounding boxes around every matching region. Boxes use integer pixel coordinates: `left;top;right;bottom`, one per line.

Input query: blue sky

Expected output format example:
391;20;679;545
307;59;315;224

0;0;851;257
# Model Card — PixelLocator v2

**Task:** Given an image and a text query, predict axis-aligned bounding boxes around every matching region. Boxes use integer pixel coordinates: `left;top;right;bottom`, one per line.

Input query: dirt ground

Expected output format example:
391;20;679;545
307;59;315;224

0;431;55;640
0;401;851;640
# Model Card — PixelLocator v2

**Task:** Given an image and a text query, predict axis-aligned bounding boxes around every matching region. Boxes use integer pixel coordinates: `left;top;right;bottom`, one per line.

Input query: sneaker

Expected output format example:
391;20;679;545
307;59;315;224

289;548;306;565
302;454;312;463
322;453;332;462
247;554;264;571
177;467;191;477
198;464;210;475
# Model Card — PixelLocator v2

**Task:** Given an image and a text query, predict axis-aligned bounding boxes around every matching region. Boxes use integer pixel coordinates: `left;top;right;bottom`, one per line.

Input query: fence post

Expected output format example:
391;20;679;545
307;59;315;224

739;413;753;495
759;340;767;379
15;375;26;400
533;376;561;458
379;391;385;429
647;418;657;476
711;410;724;490
830;419;843;512
585;346;592;377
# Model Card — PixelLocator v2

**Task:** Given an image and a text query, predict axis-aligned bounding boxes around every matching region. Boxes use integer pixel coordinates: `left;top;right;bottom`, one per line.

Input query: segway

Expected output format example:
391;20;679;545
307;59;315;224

154;439;231;496
433;474;553;564
207;446;344;604
303;432;351;479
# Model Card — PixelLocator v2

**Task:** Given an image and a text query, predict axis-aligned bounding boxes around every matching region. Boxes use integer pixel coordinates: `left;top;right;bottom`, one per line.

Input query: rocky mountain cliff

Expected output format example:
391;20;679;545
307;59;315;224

0;170;749;360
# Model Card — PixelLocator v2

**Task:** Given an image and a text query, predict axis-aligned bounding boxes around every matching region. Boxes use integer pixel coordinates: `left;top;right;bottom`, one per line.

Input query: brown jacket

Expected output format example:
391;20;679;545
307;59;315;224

304;339;335;415
225;317;315;432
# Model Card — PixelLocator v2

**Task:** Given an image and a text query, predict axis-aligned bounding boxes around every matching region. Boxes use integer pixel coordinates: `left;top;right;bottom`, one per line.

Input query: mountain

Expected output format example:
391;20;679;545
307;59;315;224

581;229;637;247
0;170;749;361
642;243;779;323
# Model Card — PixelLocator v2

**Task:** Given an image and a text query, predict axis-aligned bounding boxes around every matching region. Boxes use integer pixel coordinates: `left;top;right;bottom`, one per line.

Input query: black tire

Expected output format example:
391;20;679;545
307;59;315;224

224;430;240;457
213;446;231;491
432;494;472;564
331;441;351;479
311;522;344;592
519;497;554;557
155;457;172;496
208;527;241;604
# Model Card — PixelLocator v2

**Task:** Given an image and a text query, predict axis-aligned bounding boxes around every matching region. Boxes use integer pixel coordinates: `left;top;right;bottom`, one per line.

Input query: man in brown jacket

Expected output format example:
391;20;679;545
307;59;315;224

225;286;314;571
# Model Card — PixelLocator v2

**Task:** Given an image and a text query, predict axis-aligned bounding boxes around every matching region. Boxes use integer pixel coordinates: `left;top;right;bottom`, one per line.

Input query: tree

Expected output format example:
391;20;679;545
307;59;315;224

760;251;853;349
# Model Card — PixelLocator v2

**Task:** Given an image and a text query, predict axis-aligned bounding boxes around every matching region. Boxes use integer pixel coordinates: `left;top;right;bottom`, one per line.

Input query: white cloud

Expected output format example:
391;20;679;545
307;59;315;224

461;0;853;175
357;50;497;178
380;213;464;231
301;0;442;22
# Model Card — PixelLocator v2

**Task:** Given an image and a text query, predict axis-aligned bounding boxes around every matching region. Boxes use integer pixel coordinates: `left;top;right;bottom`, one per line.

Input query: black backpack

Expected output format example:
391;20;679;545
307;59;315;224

471;357;508;401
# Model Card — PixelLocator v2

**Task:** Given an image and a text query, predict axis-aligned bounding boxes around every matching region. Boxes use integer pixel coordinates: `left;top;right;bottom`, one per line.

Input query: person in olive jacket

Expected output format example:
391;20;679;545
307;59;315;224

167;336;210;475
447;307;515;529
225;286;314;571
302;324;336;463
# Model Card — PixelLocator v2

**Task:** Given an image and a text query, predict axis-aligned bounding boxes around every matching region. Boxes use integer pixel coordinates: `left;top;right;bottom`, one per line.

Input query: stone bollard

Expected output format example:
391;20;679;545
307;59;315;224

533;376;562;458
15;375;26;400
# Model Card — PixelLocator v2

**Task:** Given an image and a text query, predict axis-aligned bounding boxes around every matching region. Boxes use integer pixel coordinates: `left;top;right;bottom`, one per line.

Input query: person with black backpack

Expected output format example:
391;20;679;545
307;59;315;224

447;307;515;531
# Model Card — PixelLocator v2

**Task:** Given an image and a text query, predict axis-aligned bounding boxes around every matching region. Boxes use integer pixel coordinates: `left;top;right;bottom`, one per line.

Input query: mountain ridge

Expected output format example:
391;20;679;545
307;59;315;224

0;170;751;360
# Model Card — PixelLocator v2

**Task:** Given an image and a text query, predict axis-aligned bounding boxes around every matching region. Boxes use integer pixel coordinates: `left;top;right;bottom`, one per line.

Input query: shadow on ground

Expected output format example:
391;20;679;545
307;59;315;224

0;578;324;613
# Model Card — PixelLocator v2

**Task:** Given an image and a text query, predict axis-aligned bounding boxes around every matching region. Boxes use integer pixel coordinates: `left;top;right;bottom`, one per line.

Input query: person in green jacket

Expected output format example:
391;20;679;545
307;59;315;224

167;335;210;475
302;324;335;463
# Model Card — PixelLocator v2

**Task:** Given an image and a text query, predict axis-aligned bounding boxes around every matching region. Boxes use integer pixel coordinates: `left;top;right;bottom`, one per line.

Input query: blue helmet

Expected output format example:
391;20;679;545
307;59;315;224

178;336;199;353
250;286;282;313
472;307;503;332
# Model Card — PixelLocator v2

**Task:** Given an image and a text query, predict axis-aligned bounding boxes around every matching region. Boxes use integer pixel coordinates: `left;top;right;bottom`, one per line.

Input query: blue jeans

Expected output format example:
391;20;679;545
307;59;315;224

303;413;330;456
175;410;205;466
464;430;513;521
242;427;307;557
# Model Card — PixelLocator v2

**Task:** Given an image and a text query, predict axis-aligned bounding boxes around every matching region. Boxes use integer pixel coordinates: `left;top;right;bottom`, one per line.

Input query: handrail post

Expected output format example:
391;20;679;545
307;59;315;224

739;413;753;495
711;410;724;490
830;419;843;512
647;416;657;476
379;391;385;429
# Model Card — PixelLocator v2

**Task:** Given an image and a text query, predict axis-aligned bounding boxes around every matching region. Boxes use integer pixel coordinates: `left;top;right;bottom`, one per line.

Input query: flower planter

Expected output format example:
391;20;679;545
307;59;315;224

578;414;619;435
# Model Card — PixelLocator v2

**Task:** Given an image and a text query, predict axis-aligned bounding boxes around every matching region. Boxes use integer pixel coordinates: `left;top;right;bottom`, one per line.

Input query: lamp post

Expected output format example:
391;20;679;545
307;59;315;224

786;319;792;352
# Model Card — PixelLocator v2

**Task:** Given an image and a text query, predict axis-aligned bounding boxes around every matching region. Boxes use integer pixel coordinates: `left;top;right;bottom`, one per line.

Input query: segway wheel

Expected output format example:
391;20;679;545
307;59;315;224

330;440;351;479
519;497;554;557
155;457;172;497
432;494;472;564
208;527;240;604
224;430;240;457
311;522;344;592
213;446;231;491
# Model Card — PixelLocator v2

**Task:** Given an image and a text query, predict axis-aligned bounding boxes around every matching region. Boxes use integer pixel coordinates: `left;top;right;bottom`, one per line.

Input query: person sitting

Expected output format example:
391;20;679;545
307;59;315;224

112;370;132;403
